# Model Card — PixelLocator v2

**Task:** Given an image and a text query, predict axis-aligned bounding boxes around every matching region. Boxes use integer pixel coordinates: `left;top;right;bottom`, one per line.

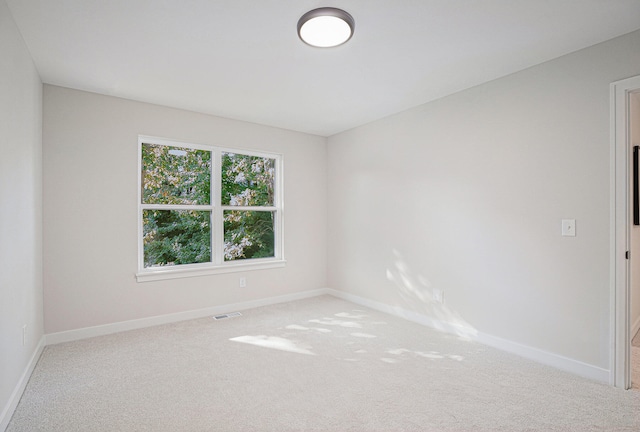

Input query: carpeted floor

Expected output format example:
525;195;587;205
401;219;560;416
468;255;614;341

7;295;640;431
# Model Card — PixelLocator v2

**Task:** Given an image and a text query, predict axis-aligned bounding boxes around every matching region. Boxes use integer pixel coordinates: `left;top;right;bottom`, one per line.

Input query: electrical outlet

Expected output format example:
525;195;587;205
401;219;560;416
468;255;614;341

433;289;444;304
239;277;246;288
561;219;576;237
22;325;27;346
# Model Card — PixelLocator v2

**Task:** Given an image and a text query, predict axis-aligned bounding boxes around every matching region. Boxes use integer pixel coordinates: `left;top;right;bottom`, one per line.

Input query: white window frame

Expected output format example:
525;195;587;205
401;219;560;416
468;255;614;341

136;135;285;282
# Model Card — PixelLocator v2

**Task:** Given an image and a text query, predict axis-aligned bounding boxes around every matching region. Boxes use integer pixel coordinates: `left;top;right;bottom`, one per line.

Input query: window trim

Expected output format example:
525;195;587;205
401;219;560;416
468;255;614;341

136;135;285;282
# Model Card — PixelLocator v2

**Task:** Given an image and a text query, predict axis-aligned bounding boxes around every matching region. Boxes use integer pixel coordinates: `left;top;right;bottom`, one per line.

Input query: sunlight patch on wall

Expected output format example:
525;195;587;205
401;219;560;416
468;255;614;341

387;249;478;339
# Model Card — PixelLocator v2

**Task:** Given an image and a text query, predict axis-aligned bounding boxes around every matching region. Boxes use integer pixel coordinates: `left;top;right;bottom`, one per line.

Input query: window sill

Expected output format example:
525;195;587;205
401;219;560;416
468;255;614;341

136;259;286;283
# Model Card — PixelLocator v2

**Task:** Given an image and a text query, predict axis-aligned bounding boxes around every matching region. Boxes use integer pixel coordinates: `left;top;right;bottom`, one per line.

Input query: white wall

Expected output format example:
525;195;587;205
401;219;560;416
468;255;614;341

43;86;327;334
631;91;640;337
327;30;640;371
0;0;43;427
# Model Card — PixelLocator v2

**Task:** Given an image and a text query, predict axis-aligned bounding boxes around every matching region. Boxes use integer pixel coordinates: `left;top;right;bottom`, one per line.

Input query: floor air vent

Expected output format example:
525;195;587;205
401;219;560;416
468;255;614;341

213;312;242;320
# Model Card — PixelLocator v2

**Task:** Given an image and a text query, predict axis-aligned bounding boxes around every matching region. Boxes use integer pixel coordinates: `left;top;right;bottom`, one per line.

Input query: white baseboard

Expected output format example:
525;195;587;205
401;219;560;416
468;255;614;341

0;336;45;432
9;285;609;432
327;288;480;338
46;288;329;345
474;332;609;383
326;288;610;384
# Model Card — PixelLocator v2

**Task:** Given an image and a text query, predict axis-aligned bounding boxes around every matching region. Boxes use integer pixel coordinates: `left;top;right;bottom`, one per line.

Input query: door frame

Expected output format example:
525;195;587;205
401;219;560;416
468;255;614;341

611;74;640;389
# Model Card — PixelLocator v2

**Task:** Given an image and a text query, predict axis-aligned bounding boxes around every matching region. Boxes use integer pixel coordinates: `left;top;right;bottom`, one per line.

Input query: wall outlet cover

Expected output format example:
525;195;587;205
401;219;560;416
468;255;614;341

562;219;576;237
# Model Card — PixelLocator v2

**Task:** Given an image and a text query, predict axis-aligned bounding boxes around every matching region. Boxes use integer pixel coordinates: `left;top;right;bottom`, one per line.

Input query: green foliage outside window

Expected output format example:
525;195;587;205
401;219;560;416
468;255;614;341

142;144;211;205
222;153;275;261
221;153;274;206
143;209;211;266
224;210;274;261
141;144;276;268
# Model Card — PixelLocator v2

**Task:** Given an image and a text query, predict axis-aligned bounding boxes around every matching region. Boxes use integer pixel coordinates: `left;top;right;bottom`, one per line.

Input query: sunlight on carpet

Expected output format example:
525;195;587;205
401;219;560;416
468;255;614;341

7;295;640;431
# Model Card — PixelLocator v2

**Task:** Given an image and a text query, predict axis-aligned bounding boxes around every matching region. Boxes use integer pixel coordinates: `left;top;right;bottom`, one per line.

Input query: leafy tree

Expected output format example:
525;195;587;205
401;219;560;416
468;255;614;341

141;145;276;267
142;144;210;205
222;153;275;261
143;210;211;266
142;144;211;267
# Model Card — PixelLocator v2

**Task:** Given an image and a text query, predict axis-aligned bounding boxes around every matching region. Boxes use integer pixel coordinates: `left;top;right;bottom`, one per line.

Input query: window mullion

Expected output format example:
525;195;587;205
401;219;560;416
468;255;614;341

213;149;223;265
141;204;212;211
221;206;277;212
138;136;283;276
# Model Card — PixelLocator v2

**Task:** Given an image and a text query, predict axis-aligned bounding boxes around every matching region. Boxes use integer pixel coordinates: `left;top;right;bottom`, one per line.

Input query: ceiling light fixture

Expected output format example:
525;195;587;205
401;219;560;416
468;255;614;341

297;7;355;48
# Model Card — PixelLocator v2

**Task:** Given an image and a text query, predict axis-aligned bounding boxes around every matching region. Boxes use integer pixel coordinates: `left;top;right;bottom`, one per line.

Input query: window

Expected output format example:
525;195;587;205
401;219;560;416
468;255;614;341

137;136;284;281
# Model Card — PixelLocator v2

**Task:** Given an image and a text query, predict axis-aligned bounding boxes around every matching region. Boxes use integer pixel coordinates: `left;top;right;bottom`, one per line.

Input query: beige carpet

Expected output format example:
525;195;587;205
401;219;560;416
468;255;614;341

7;295;640;431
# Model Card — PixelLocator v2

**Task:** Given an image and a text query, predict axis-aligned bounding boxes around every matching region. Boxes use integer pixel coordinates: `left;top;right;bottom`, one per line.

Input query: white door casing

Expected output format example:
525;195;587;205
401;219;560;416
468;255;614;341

610;74;640;389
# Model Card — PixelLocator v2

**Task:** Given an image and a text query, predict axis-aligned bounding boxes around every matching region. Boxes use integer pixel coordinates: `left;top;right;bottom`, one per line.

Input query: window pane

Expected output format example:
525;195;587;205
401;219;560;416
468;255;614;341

143;210;211;267
224;210;274;261
142;143;211;205
221;153;275;206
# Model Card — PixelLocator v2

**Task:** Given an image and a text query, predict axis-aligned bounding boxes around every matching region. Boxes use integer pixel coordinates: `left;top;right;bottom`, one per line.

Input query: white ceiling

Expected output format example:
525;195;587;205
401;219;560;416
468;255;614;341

6;0;640;137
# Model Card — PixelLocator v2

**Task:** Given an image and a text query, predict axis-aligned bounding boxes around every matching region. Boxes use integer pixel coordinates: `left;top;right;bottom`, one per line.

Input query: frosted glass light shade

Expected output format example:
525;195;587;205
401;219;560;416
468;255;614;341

297;8;355;48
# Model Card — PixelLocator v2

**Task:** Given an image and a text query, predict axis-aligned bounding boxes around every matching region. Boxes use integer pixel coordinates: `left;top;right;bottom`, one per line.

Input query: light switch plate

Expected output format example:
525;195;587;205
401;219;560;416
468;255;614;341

562;219;576;237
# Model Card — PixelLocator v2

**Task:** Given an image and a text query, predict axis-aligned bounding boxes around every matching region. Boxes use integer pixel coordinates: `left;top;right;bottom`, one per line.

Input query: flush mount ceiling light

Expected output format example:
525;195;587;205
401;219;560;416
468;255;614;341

297;7;355;48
